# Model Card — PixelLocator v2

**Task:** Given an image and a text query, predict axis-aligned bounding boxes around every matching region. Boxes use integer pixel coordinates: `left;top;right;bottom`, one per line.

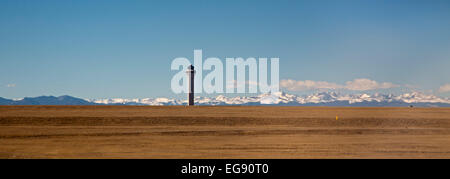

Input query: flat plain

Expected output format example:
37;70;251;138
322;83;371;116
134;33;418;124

1;106;450;158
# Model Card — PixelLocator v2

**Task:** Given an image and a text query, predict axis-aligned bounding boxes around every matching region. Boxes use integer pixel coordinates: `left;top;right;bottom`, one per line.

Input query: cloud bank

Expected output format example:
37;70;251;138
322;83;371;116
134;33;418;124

439;84;450;93
280;78;399;91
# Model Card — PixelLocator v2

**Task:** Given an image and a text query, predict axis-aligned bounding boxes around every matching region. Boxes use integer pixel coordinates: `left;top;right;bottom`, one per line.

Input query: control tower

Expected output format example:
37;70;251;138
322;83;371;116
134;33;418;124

186;65;195;106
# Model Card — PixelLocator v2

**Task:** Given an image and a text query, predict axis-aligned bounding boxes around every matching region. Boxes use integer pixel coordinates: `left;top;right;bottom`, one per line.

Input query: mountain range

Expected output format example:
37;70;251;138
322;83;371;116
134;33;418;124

2;92;450;107
0;95;92;105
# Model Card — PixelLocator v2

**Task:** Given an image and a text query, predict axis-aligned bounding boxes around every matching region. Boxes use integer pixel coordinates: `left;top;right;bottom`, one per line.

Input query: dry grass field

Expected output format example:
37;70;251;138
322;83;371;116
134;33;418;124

1;106;450;158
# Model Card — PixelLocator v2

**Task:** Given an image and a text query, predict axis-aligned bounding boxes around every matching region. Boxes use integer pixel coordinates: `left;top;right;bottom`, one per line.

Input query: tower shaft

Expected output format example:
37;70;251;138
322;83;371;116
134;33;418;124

186;65;195;106
188;71;194;106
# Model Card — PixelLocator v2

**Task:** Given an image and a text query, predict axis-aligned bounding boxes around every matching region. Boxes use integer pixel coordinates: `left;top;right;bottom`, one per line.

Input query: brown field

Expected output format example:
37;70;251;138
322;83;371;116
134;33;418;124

1;106;450;158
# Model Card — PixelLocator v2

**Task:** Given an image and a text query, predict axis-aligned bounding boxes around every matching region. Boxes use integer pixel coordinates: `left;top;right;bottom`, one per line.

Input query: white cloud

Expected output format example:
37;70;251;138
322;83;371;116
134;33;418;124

439;84;450;93
6;84;16;88
280;79;342;91
345;78;398;91
280;78;399;91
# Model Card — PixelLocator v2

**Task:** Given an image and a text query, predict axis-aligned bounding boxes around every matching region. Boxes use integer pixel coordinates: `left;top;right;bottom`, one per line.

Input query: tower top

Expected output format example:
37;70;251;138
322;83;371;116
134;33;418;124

186;64;195;74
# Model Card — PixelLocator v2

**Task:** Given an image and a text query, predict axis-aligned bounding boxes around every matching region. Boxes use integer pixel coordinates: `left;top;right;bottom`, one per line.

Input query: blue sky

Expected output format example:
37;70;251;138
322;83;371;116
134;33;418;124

1;0;450;99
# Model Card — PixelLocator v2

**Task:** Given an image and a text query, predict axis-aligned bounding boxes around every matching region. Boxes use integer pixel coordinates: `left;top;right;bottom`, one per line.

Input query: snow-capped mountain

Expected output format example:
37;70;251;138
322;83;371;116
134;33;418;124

1;92;449;106
90;97;181;106
86;91;450;107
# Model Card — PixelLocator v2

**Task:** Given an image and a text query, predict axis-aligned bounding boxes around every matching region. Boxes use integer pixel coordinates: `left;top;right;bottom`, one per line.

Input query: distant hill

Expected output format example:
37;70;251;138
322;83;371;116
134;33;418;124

0;95;94;105
1;92;450;107
0;97;14;105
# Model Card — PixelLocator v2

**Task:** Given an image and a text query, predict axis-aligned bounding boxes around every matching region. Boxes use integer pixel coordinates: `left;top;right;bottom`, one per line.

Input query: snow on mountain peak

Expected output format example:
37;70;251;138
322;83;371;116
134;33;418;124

88;91;450;106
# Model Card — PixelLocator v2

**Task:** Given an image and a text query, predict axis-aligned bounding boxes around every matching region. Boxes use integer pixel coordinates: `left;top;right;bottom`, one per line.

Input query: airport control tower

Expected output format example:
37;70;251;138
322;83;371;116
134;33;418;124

186;65;195;106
